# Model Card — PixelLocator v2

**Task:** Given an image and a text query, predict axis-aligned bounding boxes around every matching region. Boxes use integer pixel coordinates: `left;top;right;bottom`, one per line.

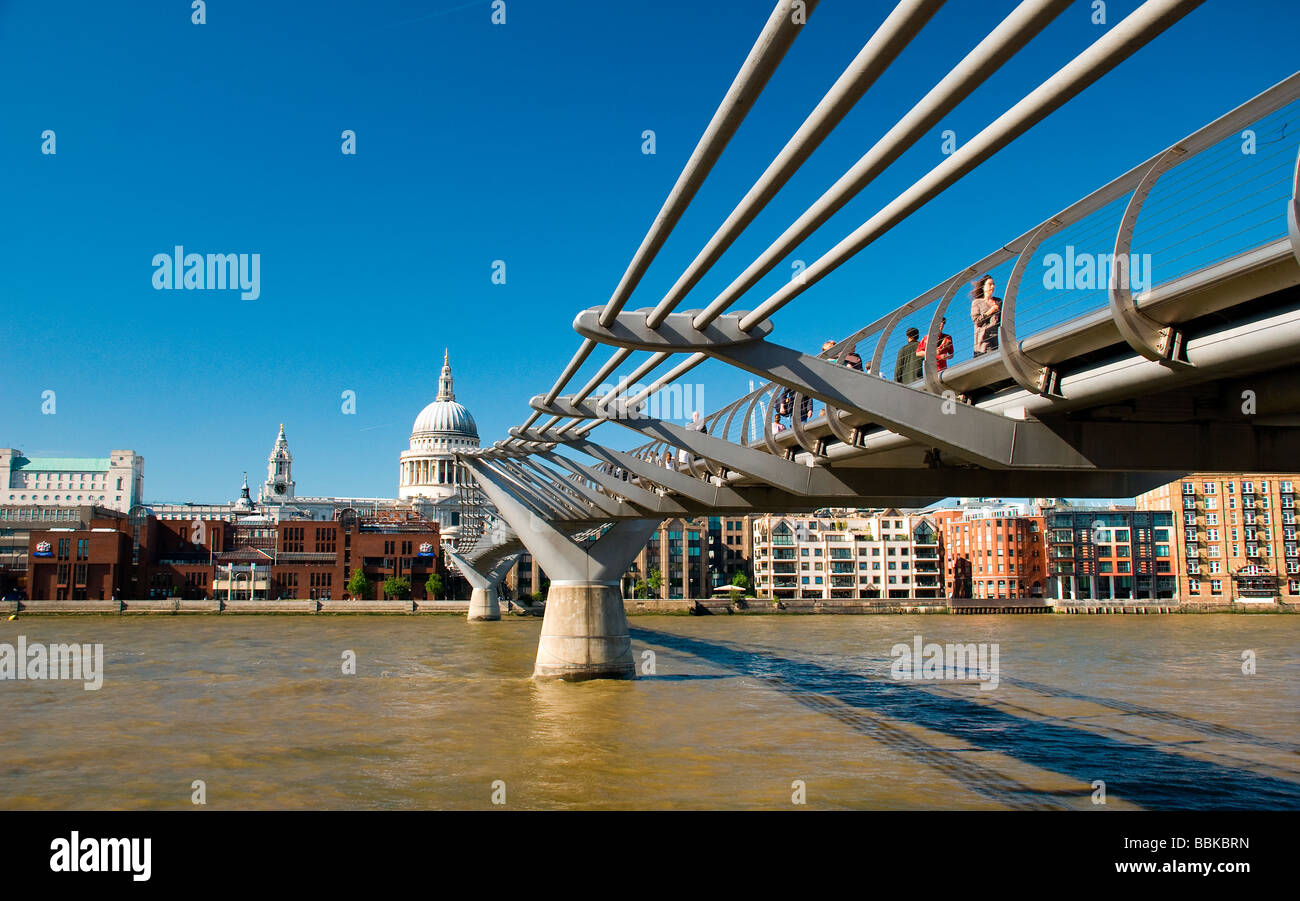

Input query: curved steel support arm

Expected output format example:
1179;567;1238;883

1000;220;1064;395
789;392;825;458
923;271;973;395
1288;143;1300;266
1109;144;1192;365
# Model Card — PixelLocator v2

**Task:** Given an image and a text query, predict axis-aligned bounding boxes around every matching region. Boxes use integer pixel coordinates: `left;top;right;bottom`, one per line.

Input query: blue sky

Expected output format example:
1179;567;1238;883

1;0;1296;503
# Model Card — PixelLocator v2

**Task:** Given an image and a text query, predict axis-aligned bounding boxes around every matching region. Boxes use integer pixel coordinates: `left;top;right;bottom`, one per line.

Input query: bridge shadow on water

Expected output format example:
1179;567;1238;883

631;627;1300;810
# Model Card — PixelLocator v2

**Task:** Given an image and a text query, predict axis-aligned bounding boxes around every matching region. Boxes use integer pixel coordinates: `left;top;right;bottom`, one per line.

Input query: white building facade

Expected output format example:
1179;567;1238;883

1;448;144;513
752;509;942;601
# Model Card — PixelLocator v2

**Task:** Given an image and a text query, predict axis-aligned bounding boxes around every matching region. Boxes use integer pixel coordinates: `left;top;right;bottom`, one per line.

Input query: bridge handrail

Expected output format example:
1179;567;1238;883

691;70;1300;446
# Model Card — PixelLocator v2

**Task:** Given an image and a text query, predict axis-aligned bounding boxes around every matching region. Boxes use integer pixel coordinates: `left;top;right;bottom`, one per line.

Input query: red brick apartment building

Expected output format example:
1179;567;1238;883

933;502;1048;599
27;510;443;601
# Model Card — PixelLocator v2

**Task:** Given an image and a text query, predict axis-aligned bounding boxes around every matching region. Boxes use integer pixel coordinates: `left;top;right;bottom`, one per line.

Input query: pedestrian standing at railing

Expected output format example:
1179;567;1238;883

894;327;923;383
917;318;954;372
824;338;865;373
776;387;813;423
679;411;707;472
971;274;1001;356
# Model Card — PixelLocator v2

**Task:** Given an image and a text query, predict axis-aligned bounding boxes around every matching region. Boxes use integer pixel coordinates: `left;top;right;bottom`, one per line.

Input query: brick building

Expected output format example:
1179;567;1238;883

28;520;133;600
632;518;709;600
1;504;126;598
1135;473;1300;603
932;501;1048;600
24;510;443;601
1045;506;1176;601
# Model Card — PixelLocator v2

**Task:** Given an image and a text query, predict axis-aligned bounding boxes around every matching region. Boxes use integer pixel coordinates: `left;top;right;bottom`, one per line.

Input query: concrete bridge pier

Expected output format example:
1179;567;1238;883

527;519;659;681
461;457;657;680
446;548;520;622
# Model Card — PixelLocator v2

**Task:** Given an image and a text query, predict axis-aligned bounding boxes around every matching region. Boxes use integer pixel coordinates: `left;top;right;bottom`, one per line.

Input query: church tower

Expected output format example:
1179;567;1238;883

260;423;295;503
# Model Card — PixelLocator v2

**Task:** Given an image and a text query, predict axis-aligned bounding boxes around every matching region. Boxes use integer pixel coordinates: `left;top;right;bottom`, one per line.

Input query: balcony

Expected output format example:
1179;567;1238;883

213;578;271;591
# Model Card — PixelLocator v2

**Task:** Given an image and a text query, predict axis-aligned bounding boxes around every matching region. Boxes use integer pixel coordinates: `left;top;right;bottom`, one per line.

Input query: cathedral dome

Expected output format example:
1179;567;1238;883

412;400;477;438
411;351;478;439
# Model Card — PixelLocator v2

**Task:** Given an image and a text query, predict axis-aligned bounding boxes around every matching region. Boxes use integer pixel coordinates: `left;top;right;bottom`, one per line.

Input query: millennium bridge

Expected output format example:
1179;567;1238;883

444;0;1300;680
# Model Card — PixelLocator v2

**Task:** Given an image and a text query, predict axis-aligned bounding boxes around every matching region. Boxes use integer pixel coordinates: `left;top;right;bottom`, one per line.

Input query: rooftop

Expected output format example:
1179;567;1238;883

10;456;111;472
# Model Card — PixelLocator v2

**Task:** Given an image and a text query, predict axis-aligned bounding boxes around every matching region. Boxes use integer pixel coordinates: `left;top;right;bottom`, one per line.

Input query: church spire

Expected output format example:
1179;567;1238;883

437;348;455;401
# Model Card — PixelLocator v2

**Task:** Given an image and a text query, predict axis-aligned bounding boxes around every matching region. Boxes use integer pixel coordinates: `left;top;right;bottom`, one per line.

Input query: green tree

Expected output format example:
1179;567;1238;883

530;590;545;604
425;573;443;600
646;569;663;597
347;569;369;600
634;579;648;599
383;577;412;600
731;571;750;591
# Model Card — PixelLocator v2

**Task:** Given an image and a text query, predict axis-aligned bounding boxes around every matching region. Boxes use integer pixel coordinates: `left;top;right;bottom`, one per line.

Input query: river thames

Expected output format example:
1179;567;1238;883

1;615;1297;810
